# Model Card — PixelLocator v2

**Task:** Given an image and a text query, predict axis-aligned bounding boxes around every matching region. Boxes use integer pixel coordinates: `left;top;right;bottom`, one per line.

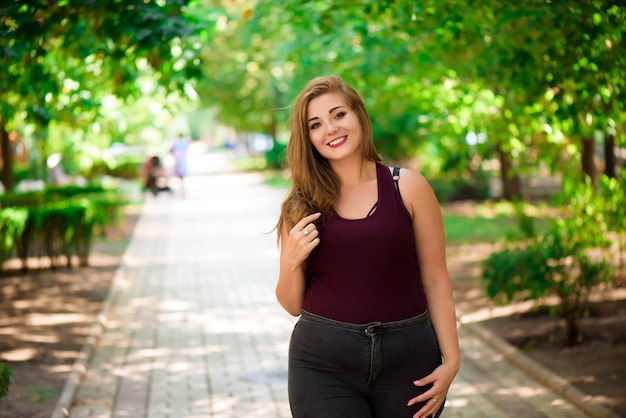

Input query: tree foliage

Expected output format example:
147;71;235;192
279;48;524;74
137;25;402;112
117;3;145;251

3;0;626;194
0;0;202;190
188;0;625;200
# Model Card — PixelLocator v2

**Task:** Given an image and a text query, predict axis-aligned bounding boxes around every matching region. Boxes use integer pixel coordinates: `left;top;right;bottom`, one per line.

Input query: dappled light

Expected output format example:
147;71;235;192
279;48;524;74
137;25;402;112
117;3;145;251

1;347;38;362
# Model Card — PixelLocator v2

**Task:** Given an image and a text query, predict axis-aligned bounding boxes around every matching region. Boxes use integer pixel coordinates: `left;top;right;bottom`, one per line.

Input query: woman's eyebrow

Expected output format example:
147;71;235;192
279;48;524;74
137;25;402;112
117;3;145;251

307;106;345;123
328;105;344;113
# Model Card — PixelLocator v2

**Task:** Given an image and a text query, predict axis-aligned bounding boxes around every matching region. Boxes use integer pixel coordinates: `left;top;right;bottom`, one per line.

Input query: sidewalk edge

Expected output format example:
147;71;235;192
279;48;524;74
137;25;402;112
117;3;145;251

460;319;621;418
49;232;138;418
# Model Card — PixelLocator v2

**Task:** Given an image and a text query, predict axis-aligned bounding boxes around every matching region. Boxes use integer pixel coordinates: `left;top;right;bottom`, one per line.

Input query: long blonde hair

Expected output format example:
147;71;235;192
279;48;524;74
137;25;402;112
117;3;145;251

276;75;381;241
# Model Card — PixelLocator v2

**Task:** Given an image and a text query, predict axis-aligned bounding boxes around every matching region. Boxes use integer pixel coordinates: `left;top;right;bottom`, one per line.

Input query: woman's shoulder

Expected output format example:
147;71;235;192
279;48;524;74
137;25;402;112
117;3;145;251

391;166;438;209
387;166;430;188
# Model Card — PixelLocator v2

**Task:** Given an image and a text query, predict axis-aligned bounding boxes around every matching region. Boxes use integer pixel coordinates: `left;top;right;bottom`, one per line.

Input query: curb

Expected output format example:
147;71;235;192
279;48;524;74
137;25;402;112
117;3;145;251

49;239;136;418
460;319;621;418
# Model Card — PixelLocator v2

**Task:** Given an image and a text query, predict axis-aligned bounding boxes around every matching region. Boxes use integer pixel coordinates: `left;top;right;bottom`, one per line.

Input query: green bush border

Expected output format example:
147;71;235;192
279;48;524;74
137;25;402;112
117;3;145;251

0;186;127;271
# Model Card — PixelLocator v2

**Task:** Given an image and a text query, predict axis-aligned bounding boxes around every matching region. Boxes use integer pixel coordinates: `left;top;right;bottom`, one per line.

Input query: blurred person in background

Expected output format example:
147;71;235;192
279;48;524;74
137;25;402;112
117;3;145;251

170;133;191;197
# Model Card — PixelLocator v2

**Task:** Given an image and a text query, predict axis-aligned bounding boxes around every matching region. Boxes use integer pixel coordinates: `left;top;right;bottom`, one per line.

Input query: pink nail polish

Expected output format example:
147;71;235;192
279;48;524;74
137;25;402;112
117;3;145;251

413;380;420;385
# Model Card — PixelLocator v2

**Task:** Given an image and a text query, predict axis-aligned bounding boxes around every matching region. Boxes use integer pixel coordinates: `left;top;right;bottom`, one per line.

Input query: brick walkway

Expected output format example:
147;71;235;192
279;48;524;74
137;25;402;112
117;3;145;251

56;151;613;418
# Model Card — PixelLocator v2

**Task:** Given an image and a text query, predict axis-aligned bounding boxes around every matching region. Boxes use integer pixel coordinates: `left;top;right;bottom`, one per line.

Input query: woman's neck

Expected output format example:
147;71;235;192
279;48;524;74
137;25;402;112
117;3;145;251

330;158;377;188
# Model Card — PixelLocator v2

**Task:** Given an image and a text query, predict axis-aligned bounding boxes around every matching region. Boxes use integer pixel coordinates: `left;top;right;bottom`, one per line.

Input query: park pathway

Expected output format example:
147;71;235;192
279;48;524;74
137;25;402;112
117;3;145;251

56;148;615;418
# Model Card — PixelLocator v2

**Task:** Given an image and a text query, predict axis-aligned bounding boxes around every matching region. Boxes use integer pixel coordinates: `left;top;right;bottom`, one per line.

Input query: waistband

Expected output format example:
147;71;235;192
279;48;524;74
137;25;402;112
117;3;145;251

299;309;430;335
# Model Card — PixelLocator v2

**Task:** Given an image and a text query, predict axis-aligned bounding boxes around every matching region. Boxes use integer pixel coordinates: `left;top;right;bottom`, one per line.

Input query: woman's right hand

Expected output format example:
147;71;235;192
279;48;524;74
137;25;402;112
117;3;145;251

282;212;321;267
276;212;321;315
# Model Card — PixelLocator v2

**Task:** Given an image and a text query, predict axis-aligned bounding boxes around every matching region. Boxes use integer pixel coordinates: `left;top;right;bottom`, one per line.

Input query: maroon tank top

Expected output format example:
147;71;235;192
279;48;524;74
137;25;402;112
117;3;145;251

303;163;428;324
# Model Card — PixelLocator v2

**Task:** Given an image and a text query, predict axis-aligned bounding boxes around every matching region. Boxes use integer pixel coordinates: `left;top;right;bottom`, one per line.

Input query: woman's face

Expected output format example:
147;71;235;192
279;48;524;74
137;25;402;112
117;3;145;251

306;92;362;161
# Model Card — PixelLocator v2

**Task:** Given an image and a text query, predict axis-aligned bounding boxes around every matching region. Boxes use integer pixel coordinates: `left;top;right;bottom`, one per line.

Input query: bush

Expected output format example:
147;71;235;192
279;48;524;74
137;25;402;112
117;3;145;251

0;208;29;268
0;363;11;400
107;161;142;180
1;185;127;271
265;141;287;169
16;201;94;269
482;224;612;346
0;190;47;208
481;179;614;346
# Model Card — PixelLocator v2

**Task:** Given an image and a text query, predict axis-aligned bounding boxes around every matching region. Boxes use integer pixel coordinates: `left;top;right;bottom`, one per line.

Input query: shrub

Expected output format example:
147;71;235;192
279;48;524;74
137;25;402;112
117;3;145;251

107;161;142;180
0;363;11;400
481;179;614;346
265;141;287;169
1;185;127;271
0;208;29;268
481;224;612;346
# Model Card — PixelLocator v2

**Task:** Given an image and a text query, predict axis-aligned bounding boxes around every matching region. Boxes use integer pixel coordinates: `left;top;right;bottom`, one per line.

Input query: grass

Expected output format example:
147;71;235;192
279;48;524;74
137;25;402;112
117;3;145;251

231;155;269;171
263;176;290;188
443;203;553;245
23;385;57;403
444;214;525;245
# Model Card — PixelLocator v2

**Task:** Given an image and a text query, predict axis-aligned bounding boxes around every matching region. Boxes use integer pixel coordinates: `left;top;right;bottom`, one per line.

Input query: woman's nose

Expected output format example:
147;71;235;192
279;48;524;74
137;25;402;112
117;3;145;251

327;121;339;134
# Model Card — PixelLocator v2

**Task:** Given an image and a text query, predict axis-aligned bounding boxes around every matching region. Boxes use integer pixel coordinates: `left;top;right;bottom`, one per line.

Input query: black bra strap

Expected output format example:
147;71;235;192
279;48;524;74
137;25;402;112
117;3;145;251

366;202;378;217
392;166;402;199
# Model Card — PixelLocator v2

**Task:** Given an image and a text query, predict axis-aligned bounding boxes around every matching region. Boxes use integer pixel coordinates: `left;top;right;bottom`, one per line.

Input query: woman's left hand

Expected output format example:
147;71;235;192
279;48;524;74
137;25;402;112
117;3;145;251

407;362;457;418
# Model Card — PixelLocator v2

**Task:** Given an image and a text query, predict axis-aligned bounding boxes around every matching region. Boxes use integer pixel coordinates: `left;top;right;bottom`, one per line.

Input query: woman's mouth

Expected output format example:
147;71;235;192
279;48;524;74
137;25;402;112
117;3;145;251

328;136;347;148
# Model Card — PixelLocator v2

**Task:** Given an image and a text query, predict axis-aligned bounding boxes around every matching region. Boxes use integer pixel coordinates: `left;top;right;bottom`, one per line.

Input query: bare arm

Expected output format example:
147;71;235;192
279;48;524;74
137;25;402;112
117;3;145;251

400;169;460;417
276;212;321;316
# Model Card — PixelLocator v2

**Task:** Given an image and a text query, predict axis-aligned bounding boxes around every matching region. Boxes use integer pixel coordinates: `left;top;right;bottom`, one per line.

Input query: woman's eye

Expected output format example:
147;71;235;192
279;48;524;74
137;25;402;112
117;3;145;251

310;122;320;130
335;111;346;119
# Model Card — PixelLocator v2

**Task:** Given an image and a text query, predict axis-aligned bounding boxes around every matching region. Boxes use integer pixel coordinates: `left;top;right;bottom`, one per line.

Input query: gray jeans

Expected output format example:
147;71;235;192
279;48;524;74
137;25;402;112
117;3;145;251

288;310;445;418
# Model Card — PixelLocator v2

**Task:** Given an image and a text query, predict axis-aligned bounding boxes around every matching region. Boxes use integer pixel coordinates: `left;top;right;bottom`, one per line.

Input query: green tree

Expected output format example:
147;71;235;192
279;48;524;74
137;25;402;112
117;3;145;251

185;0;625;199
1;0;201;191
417;1;626;194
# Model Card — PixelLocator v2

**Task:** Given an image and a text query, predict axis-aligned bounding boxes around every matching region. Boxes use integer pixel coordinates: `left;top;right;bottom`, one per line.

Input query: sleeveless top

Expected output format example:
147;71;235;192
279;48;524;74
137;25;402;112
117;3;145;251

303;163;428;324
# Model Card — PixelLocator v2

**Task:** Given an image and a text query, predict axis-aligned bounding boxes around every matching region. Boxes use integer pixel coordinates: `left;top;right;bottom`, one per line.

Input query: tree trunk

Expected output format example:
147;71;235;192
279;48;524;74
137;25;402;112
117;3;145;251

603;133;616;178
563;314;579;347
497;145;521;200
581;136;598;187
0;117;15;192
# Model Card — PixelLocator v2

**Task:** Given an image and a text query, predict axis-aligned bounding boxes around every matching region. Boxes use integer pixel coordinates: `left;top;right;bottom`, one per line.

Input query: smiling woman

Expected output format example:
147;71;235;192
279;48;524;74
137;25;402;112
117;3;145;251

307;93;360;158
274;75;460;418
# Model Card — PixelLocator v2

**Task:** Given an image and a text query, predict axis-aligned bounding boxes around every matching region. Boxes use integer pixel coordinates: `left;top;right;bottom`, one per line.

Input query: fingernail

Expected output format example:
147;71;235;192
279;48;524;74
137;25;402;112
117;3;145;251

413;380;420;385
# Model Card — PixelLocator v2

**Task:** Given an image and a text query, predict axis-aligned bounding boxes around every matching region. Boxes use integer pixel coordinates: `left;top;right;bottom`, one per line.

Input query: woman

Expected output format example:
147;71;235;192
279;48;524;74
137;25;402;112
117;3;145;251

276;75;460;418
170;133;191;196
